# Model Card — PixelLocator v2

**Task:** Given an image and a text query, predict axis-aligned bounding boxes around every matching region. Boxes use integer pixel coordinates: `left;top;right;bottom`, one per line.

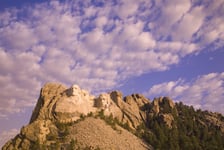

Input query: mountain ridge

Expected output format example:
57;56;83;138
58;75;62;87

2;82;224;150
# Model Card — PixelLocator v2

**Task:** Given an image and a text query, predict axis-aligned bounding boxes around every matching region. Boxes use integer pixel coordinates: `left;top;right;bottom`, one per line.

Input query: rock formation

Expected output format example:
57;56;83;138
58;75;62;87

147;96;177;129
30;83;151;127
3;82;224;150
3;83;152;150
54;84;96;123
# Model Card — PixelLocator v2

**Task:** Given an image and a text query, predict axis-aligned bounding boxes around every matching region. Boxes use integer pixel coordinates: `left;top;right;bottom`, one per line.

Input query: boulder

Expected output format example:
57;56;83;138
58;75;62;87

148;97;177;128
150;96;175;114
159;113;174;129
109;92;150;129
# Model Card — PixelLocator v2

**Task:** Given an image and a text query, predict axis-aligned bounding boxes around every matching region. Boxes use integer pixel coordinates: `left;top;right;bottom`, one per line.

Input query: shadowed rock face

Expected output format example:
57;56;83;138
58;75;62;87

150;97;175;114
29;83;67;123
147;96;177;129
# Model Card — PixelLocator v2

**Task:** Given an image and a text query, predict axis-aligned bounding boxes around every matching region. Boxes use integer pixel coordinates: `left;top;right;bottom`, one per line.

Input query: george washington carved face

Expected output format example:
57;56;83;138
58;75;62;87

54;85;95;122
66;84;80;96
66;84;82;104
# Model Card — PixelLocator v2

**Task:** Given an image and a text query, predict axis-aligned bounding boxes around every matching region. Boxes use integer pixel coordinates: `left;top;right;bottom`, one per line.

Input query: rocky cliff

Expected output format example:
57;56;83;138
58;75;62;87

2;83;224;150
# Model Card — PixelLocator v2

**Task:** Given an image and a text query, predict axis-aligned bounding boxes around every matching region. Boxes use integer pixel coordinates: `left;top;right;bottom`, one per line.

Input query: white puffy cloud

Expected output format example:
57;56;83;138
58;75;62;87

193;1;224;48
95;16;108;28
172;6;204;41
0;22;37;50
0;0;223;120
145;72;224;114
150;0;224;49
0;49;42;117
156;41;199;56
152;0;191;39
115;0;139;19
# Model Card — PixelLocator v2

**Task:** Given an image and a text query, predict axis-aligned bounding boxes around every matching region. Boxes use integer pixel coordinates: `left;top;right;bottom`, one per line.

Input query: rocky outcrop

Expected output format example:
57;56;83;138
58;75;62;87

150;97;175;114
94;91;151;129
30;83;67;123
3;120;57;149
2;83;152;150
147;97;177;128
159;113;174;128
205;112;224;133
4;83;223;150
30;83;151;126
114;93;150;129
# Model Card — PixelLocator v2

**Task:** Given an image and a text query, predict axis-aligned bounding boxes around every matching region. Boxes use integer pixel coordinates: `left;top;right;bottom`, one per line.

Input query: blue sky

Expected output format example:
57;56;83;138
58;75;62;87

0;0;224;147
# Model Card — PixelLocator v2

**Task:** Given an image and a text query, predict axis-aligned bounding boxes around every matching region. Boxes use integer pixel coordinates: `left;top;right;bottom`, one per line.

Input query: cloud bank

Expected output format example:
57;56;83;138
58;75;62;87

145;72;224;114
0;0;224;118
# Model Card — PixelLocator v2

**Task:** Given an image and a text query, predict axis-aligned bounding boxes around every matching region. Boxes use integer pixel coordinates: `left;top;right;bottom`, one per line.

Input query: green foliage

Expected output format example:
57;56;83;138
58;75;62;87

55;121;70;143
87;112;93;117
40;102;224;150
97;111;118;130
30;140;41;150
56;141;60;150
82;146;101;150
140;102;224;150
55;121;67;131
46;132;57;141
120;121;132;132
30;140;47;150
135;123;147;137
80;114;85;120
104;114;117;130
98;109;105;119
48;126;58;140
68;139;77;150
96;110;134;133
